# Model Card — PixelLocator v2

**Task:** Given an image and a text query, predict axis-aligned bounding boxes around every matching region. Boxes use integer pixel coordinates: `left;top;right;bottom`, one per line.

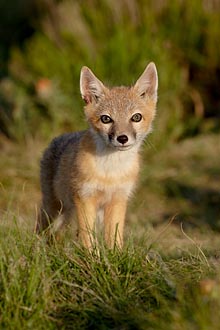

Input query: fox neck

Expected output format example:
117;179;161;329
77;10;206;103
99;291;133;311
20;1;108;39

85;128;140;181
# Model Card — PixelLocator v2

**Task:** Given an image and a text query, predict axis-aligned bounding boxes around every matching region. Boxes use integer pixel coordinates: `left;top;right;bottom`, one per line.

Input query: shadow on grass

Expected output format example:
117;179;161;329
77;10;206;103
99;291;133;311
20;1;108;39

163;179;220;231
51;306;151;330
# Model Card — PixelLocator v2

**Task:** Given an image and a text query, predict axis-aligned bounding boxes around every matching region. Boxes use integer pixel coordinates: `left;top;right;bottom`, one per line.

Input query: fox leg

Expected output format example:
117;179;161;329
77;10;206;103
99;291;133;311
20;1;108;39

74;196;97;249
36;198;61;234
104;196;128;249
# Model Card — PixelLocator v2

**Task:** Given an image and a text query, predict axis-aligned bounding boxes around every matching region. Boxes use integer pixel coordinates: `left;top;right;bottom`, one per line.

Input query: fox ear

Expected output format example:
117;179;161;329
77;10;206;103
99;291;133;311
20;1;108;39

80;66;105;104
134;62;158;101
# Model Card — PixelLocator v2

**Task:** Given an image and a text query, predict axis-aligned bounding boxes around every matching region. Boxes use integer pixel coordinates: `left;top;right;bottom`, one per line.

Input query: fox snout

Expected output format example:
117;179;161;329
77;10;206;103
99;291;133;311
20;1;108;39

108;133;129;145
108;131;135;150
114;134;131;150
116;135;128;145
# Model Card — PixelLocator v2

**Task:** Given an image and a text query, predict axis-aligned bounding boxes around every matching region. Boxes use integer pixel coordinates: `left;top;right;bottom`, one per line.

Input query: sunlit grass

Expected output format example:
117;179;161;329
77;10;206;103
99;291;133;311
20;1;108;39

0;212;219;330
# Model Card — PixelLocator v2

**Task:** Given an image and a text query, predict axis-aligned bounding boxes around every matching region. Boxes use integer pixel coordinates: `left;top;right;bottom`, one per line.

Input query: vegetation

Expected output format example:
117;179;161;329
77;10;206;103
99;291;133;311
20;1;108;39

0;214;219;330
1;0;220;329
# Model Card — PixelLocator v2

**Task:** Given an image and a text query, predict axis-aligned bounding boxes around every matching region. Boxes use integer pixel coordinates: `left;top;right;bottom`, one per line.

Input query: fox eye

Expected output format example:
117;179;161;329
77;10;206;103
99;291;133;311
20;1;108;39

100;115;113;124
131;113;142;122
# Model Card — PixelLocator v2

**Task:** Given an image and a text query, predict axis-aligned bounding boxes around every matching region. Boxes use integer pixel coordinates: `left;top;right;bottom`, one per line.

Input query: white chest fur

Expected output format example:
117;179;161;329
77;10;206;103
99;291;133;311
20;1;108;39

95;147;138;177
79;147;139;200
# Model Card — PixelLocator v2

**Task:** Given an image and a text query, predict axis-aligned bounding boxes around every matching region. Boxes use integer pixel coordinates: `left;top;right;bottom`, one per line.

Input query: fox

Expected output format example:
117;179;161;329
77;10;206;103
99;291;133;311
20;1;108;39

36;62;158;249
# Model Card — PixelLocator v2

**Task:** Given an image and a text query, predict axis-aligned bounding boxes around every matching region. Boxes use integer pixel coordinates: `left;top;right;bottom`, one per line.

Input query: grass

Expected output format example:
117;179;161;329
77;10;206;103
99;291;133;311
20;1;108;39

0;214;219;330
1;132;220;329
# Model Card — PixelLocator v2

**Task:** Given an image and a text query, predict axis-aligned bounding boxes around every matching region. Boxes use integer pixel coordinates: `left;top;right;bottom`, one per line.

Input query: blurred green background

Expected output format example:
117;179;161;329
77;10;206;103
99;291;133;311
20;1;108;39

0;0;220;240
0;0;219;142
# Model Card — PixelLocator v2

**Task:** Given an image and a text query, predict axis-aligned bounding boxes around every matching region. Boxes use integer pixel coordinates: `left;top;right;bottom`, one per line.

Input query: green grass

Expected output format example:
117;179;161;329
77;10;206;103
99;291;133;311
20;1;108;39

0;214;219;330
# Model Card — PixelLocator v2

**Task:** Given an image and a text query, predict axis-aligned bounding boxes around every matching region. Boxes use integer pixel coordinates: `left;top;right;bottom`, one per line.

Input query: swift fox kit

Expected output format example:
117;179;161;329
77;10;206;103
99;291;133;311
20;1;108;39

36;62;158;249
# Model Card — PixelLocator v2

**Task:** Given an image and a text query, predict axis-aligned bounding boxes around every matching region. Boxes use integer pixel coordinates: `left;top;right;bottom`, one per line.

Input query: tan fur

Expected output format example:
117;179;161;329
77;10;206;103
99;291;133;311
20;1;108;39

36;62;158;249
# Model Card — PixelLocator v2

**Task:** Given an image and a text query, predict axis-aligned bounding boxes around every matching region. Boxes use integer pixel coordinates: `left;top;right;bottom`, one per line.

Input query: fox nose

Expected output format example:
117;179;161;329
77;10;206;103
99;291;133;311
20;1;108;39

117;135;128;145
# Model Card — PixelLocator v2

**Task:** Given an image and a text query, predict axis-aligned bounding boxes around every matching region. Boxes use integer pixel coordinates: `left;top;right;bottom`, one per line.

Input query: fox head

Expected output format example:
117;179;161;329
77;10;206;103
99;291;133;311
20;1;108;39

80;63;158;151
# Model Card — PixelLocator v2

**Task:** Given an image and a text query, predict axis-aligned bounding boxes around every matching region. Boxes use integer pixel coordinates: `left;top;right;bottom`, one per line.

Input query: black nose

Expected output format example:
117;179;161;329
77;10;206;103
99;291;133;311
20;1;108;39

117;135;128;145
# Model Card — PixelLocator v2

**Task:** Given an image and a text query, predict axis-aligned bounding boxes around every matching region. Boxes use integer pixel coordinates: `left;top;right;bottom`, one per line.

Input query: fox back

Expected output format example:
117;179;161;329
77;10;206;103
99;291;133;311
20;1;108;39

37;62;158;249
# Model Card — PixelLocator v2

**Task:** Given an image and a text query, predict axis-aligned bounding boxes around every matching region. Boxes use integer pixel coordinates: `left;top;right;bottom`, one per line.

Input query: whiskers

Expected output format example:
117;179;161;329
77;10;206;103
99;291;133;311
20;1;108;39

143;137;157;151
